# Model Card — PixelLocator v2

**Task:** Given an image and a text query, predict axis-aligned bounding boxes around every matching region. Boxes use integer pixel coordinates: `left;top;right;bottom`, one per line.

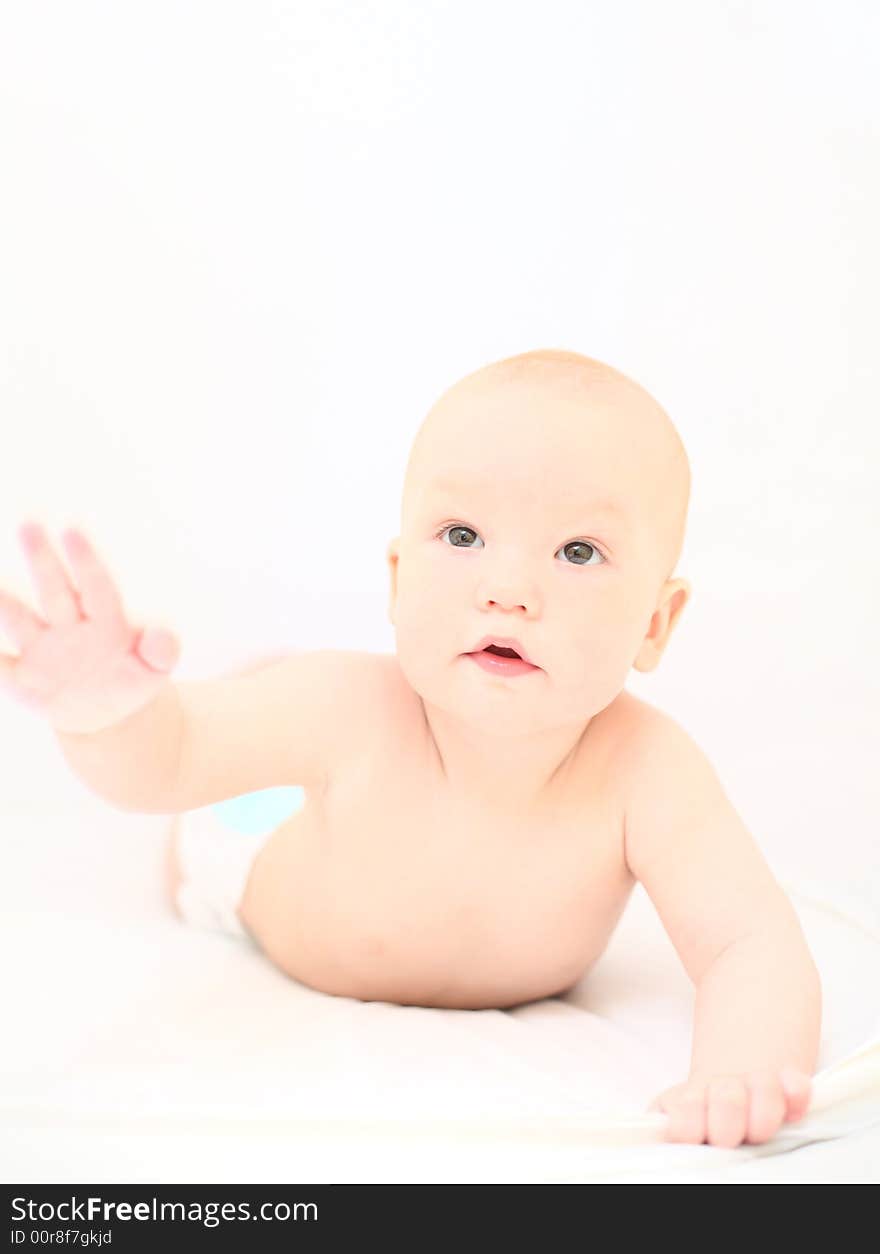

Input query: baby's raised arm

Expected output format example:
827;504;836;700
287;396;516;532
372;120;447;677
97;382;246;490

0;522;351;813
0;522;185;810
169;649;364;812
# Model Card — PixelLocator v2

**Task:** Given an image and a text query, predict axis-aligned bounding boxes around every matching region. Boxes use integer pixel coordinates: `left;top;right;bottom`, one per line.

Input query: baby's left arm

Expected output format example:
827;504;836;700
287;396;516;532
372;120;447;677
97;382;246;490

623;707;822;1147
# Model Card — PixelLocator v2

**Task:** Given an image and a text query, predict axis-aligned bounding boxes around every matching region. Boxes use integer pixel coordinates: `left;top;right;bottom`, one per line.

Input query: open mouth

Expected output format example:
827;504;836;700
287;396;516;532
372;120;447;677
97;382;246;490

482;644;521;659
466;646;539;677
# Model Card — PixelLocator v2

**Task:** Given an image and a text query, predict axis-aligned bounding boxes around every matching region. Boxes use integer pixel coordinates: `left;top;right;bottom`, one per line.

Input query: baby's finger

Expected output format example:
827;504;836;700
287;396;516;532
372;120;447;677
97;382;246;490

19;523;81;629
59;528;126;624
706;1076;749;1148
744;1070;787;1144
0;647;46;710
780;1067;813;1122
0;586;45;652
661;1084;707;1144
0;648;21;686
135;624;180;673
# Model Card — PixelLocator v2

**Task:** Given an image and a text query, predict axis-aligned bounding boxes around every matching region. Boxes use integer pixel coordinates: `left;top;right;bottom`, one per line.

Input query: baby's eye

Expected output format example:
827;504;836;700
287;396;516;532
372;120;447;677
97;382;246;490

438;524;485;550
436;524;605;566
556;539;605;566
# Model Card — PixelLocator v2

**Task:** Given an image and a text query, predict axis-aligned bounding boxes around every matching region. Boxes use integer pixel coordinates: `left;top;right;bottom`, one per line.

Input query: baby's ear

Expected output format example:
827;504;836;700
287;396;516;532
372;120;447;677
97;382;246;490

632;577;691;673
386;537;400;625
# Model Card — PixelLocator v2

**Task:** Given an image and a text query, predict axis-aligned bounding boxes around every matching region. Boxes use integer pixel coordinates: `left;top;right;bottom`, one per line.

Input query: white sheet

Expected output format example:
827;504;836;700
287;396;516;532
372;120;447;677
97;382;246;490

1;801;878;1183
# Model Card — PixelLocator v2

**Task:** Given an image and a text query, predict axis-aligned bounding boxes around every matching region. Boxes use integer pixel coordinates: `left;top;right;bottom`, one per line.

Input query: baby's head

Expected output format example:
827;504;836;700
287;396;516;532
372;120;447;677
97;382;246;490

387;349;691;733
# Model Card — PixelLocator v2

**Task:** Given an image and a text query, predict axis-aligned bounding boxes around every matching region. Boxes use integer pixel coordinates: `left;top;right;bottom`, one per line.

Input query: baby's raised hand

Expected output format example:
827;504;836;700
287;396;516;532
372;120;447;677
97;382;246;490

0;521;181;735
646;1067;812;1147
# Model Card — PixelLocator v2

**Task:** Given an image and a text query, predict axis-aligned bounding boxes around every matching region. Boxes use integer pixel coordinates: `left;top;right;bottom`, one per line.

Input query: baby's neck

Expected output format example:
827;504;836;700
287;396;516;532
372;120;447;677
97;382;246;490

420;699;593;811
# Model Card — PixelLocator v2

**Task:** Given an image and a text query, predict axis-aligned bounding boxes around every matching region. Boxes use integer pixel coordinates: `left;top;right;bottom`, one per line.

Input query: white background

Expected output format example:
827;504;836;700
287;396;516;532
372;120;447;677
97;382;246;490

0;2;877;919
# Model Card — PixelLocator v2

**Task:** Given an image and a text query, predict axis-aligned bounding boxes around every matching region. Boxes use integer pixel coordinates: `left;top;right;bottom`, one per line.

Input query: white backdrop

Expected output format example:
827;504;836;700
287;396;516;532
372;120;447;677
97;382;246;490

0;2;877;920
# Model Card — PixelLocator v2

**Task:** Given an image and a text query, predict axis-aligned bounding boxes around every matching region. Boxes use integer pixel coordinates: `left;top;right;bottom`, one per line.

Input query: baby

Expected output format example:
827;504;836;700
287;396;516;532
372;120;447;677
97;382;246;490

0;348;820;1149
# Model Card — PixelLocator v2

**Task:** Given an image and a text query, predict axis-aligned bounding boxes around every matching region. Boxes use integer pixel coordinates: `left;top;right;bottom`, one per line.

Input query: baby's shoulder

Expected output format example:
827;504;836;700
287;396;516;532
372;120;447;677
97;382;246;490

315;649;436;795
326;648;406;707
594;690;698;801
317;648;407;751
317;647;395;706
604;693;727;862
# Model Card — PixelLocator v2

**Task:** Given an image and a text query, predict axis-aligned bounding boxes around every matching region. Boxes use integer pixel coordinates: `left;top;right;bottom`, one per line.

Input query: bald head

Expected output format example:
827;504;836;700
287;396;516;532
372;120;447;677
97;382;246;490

400;348;691;584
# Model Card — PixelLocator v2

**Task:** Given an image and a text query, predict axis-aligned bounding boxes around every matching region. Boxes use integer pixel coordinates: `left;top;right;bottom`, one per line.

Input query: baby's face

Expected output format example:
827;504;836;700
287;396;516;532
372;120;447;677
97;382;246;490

387;356;690;737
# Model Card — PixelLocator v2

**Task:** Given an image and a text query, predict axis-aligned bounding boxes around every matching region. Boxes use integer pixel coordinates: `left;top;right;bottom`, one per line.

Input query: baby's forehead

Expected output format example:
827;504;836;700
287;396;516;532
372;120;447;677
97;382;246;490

415;385;658;499
435;366;664;451
421;452;631;501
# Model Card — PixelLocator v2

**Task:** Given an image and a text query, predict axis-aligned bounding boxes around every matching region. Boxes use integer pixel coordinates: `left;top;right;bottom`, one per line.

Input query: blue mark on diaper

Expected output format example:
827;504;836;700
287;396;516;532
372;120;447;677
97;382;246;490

210;785;306;834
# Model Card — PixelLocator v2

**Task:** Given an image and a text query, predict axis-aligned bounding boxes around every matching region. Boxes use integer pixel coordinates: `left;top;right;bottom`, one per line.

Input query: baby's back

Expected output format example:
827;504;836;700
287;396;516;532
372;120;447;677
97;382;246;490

239;651;639;1009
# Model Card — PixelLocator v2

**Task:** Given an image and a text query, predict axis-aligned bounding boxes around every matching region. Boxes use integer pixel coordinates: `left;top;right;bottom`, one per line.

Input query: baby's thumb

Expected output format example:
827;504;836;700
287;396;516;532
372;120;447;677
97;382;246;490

135;626;181;673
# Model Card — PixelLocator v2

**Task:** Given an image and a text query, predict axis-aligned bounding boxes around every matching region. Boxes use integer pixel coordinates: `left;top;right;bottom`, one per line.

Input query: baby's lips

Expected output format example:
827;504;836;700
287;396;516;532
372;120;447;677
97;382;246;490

469;635;539;667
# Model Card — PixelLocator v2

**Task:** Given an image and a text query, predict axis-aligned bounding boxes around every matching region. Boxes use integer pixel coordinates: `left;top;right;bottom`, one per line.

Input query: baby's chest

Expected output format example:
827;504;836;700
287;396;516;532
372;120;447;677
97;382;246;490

252;722;636;1004
313;747;632;945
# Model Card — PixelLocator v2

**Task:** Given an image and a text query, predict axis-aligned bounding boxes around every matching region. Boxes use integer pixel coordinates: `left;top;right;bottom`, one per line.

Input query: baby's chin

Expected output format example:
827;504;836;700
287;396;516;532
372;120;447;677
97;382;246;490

400;649;603;729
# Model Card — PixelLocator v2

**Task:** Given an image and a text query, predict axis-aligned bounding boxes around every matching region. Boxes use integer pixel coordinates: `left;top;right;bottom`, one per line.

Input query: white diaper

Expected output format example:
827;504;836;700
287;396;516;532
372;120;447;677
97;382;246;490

173;786;306;940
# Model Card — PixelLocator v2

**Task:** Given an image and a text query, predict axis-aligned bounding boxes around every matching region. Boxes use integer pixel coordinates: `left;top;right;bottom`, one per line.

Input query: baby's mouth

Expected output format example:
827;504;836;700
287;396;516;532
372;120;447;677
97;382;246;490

467;635;539;667
465;646;540;676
